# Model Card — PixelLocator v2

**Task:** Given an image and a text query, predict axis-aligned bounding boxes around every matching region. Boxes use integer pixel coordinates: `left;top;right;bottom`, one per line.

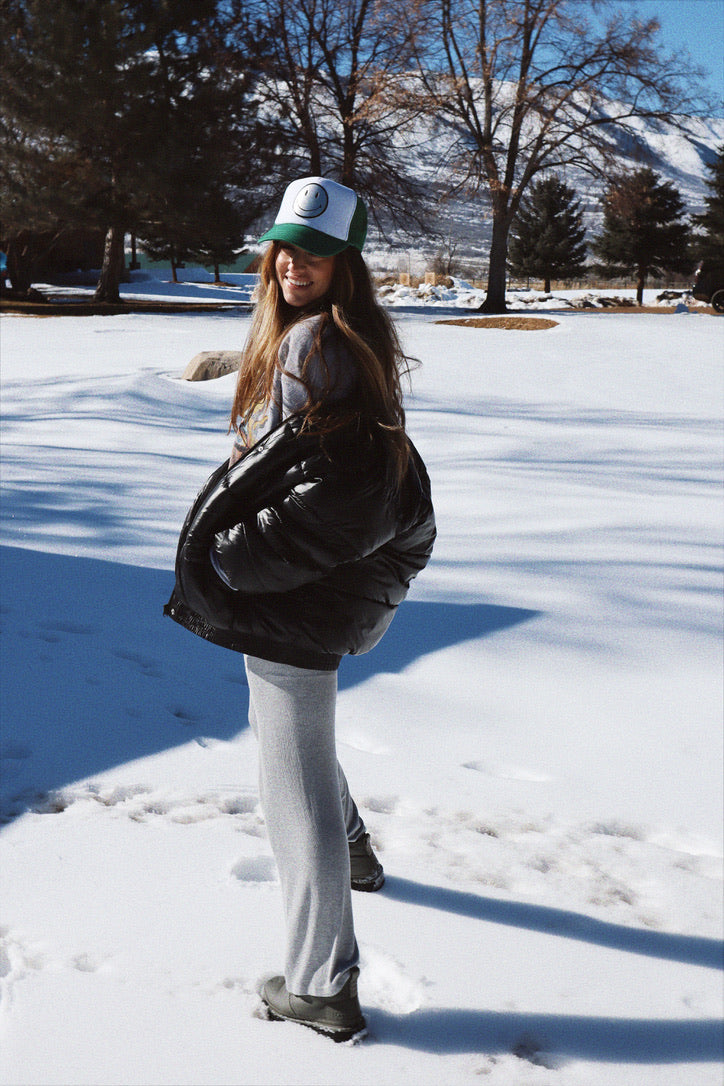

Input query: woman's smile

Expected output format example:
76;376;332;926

276;244;335;307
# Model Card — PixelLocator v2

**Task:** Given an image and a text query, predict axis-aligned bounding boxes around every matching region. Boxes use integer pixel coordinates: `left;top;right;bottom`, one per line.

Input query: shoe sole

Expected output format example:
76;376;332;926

261;1002;367;1043
351;870;385;892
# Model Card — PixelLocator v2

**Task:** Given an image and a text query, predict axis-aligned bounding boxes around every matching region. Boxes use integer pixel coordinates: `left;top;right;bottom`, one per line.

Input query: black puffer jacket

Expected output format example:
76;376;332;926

164;414;436;670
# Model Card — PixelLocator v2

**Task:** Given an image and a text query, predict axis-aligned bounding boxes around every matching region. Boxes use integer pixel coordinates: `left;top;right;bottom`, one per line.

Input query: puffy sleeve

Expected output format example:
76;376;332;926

212;452;397;594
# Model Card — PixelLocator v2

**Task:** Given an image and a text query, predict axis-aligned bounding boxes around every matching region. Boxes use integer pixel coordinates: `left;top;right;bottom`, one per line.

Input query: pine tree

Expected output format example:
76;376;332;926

508;176;587;292
592;168;691;304
139;165;247;283
1;2;183;297
692;145;724;261
0;1;274;301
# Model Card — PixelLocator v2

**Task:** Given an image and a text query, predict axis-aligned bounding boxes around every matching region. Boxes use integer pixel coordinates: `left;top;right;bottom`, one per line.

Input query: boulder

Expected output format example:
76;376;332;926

182;350;242;381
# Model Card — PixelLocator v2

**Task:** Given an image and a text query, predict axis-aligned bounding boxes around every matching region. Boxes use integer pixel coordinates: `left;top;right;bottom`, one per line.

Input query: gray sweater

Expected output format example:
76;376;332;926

230;314;357;464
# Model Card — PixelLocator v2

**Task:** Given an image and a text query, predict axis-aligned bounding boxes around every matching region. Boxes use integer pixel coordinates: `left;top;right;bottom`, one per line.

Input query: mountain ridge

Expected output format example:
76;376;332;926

366;102;724;272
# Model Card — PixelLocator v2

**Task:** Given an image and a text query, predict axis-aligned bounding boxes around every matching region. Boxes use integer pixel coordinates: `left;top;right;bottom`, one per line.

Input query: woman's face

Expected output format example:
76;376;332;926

275;244;335;308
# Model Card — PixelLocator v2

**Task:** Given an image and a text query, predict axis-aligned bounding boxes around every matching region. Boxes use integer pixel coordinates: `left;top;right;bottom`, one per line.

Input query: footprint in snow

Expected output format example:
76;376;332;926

0;930;44;1015
29;784;152;814
359;795;399;815
360;946;428;1014
113;649;162;678
168;705;201;725
71;953;100;973
462;760;552;783
589;819;644;841
24;784;266;837
512;1035;562;1070
216;795;258;815
42;620;96;636
231;856;278;883
0;936;12;982
341;732;391;756
219;975;260;996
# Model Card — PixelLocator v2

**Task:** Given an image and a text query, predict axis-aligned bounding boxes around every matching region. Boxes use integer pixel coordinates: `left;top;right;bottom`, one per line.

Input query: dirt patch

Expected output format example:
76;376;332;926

436;316;559;330
437;307;718;322
577;305;717;314
0;298;250;317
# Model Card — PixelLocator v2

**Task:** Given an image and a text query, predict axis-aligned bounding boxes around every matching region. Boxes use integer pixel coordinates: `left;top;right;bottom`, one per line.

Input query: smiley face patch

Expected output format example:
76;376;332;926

292;183;329;219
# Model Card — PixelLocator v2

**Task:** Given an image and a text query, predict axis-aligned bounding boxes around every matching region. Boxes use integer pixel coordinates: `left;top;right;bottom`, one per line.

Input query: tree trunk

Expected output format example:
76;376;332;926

128;232;140;271
171;259;179;284
636;267;646;305
544;274;551;293
308;137;322;176
341;118;356;188
480;213;510;313
93;225;125;303
6;237;34;294
214;262;221;284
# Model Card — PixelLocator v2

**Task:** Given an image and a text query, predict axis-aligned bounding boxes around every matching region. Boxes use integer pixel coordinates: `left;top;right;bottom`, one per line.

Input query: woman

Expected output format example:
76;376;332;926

165;177;435;1041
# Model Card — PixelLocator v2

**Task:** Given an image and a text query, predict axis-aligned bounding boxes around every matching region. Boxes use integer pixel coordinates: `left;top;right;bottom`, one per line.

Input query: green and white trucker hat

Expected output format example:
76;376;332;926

258;177;367;257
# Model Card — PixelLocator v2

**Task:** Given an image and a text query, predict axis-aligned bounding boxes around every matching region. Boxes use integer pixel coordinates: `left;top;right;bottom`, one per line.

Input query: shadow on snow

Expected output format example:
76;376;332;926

4;547;722;1067
370;1004;723;1063
383;876;723;971
0;545;537;823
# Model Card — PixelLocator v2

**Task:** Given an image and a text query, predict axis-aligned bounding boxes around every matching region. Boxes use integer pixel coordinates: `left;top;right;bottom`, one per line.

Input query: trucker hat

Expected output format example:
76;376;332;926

258;177;367;256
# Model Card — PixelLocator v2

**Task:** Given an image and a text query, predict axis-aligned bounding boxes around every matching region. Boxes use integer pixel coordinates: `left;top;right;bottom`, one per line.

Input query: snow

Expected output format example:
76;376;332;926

1;279;722;1085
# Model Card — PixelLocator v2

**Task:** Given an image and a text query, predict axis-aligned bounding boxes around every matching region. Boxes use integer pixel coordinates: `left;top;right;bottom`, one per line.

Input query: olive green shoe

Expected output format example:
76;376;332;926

349;832;385;892
260;967;367;1043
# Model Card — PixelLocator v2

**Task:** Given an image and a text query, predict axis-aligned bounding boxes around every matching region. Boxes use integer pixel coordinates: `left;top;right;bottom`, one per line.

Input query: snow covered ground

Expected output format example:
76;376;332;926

35;267;709;311
1;280;722;1084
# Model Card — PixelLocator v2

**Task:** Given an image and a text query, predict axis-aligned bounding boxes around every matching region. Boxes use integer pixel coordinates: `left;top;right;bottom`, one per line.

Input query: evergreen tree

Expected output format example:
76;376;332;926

139;164;247;283
692;145;724;261
0;1;274;301
135;2;282;282
508;176;587;292
592;168;691;304
2;1;190;297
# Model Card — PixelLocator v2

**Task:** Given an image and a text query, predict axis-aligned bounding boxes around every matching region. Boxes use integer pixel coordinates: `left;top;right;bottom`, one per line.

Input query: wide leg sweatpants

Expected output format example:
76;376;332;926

244;654;365;997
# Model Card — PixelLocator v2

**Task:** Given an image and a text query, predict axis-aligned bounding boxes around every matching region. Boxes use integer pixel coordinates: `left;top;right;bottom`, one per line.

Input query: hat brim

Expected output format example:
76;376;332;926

257;223;352;257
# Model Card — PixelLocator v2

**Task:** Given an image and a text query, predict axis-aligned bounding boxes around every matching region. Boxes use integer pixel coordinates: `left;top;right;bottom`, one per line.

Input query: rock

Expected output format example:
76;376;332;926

182;351;242;381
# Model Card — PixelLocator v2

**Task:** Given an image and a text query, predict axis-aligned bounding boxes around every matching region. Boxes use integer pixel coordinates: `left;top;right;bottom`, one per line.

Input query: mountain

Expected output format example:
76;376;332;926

365;104;724;274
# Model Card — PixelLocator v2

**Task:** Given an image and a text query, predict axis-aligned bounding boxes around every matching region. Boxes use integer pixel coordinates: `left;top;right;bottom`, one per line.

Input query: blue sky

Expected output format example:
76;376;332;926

619;0;724;113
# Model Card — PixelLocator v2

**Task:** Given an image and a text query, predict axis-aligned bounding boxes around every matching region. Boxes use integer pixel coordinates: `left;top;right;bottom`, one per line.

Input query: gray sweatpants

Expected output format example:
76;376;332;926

244;654;365;997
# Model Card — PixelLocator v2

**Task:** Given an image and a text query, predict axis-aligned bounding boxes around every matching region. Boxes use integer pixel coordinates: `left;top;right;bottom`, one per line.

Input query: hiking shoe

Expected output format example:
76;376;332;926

349;832;385;892
260;967;367;1042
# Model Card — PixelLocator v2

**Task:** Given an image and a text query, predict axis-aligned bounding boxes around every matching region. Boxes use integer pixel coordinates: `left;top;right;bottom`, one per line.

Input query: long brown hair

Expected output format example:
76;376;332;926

230;242;413;478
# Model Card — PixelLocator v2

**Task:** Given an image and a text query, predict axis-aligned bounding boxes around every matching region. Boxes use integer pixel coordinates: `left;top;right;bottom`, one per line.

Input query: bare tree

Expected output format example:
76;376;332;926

253;0;429;230
432;234;464;277
410;0;705;312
